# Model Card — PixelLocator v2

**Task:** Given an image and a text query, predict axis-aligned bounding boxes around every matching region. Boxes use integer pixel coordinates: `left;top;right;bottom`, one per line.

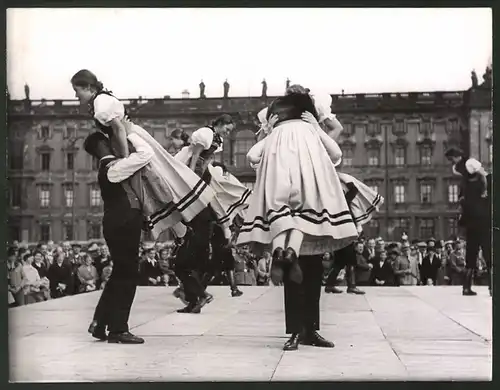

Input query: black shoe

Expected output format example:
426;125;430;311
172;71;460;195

231;289;243;297
107;331;144;344
177;302;197;313
300;331;335;348
270;247;285;285
347;287;365;295
284;247;303;284
204;292;214;304
88;320;107;341
173;287;189;305
325;286;343;294
283;333;300;351
463;289;478;296
190;295;211;314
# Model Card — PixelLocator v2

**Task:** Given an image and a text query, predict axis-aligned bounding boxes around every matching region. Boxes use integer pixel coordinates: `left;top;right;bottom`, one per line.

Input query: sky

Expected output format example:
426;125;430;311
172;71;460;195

6;8;492;100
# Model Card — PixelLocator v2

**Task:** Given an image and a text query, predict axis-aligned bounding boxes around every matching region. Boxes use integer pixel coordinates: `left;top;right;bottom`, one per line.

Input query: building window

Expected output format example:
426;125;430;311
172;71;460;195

9;140;24;170
394;146;406;166
64;185;74;208
394;184;406;204
448;183;459;203
41;125;50;138
40;224;50;242
64;224;74;241
367;149;380;167
381;124;393;136
419;145;433;165
419;218;435;239
232;130;255;168
10;181;22;208
342;147;354;167
64;124;77;139
41;153;51;171
39;185;50;208
66;152;75;170
90;184;102;207
367;122;380;136
448;217;459;238
420;183;433;204
9;225;21;243
92;156;100;170
343;123;353;136
448;119;460;135
393;121;406;135
393;218;410;240
366;219;380;238
369;184;379;194
89;224;102;240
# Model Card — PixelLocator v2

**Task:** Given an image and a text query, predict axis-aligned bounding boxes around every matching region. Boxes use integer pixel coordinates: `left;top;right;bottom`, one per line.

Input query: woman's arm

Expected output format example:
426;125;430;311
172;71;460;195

323;117;344;142
189;144;205;171
109;118;130;157
301;112;342;164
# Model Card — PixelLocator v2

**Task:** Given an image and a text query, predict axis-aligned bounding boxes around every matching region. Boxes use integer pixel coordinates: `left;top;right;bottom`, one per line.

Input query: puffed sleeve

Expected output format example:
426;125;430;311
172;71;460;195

313;93;336;123
465;158;483;174
190;127;214;150
93;94;125;125
257;107;268;125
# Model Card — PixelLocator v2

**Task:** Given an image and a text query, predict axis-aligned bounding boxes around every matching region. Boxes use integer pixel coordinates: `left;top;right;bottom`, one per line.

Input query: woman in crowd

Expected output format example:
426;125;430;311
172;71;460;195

22;253;47;304
8;247;26;307
48;252;74;298
77;254;99;293
70;69;215;240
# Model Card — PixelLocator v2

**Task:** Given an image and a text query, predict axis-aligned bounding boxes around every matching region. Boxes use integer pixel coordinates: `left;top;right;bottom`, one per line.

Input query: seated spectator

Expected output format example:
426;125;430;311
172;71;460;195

100;260;113;290
354;241;373;286
22;254;47;304
158;248;177;286
7;247;26;307
94;245;111;287
140;248;165;286
76;253;99;293
256;251;272;286
48;253;74;298
370;249;395;286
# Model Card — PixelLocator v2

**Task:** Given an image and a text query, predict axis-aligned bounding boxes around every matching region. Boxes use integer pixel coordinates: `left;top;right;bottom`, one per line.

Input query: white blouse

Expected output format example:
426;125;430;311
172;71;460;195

93;94;126;126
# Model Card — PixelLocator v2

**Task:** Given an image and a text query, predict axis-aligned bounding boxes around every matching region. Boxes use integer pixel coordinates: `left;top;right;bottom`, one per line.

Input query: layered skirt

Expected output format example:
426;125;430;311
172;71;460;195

237;120;358;256
127;124;215;239
337;172;384;227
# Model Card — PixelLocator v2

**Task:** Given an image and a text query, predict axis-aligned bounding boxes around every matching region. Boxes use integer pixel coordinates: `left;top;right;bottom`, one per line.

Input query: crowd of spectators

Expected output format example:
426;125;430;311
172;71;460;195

7;234;489;308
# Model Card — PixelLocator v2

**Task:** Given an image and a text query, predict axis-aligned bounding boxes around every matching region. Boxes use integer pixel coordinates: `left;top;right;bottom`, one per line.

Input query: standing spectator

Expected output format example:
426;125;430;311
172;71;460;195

421;239;443;286
434;241;447;285
363;238;377;265
392;244;418;286
32;251;51;300
399;242;420;285
234;248;257;286
7;247;26;306
321;252;334;285
447;240;466;285
100;261;113;290
77;254;99;293
354;241;372;286
140;248;165;286
94;244;111;287
256;251;272;286
48;253;73;298
22;254;46;304
370;250;394;286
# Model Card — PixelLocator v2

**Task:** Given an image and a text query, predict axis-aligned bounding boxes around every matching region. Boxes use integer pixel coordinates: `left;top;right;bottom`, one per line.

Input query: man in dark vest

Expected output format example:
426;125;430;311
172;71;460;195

445;147;492;296
84;129;152;343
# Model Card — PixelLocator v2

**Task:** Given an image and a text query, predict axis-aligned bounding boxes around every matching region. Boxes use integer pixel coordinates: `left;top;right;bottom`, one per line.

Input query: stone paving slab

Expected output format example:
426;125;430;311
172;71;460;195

9;285;492;382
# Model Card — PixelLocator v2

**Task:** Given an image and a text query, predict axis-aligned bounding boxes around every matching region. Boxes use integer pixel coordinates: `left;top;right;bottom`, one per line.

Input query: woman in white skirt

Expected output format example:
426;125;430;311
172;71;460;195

238;91;359;287
70;69;215;240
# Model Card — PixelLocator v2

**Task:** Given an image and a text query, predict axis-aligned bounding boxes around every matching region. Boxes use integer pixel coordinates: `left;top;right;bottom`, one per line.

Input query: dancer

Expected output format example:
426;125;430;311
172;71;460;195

71;69;214;241
445;147;492;296
240;90;358;351
84;130;149;344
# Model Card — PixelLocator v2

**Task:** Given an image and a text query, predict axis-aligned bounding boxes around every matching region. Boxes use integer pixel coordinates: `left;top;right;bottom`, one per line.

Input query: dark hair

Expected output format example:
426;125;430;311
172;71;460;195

212;161;227;173
286;84;309;95
181;132;190;146
171;129;183;138
71;69;104;92
444;147;464;159
33;250;43;257
7;247;17;257
212;114;233;127
84;132;111;158
23;253;33;262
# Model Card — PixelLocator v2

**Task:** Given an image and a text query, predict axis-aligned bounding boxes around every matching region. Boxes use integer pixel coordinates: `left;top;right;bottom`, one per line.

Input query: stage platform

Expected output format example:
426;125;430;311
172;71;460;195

9;286;492;382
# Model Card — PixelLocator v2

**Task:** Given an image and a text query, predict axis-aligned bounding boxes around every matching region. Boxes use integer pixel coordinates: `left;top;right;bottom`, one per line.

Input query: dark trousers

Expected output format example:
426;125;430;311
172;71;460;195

93;210;142;333
284;255;323;334
325;242;356;287
465;220;492;270
175;207;213;303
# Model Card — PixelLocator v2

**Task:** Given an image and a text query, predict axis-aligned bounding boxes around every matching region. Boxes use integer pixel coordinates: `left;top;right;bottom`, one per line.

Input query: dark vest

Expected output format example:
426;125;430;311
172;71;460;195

199;126;223;160
98;157;141;230
88;90;131;136
266;93;319;126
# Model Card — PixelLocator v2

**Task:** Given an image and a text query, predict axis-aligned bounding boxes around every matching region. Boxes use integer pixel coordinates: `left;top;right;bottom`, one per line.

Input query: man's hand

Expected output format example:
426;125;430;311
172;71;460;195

368;263;374;269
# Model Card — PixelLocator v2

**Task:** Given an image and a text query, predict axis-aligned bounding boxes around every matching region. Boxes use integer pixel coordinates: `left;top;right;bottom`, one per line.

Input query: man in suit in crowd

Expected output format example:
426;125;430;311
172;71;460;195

84;128;152;344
